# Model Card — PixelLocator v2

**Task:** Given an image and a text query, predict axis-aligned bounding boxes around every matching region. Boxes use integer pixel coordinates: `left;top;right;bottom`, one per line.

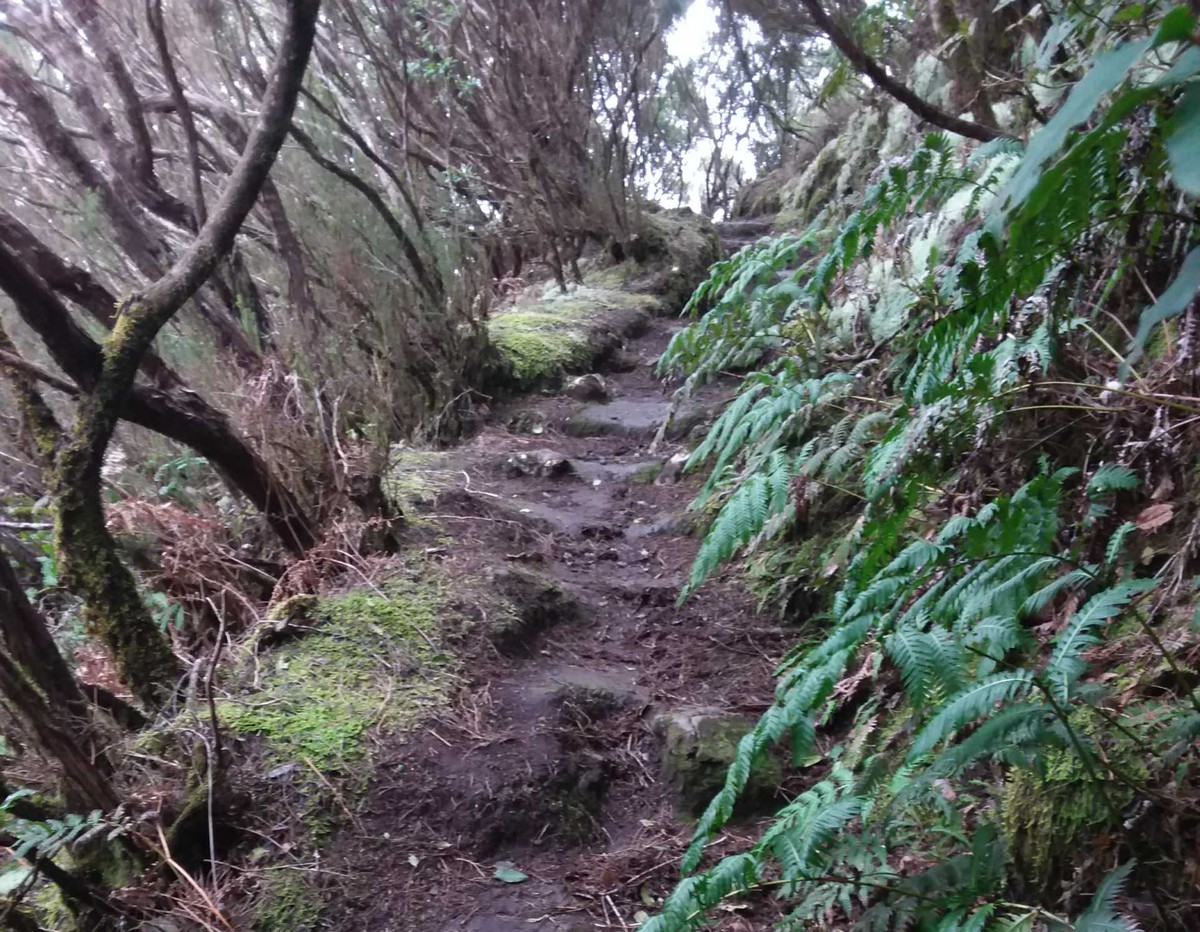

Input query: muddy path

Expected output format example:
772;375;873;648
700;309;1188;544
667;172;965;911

321;316;794;931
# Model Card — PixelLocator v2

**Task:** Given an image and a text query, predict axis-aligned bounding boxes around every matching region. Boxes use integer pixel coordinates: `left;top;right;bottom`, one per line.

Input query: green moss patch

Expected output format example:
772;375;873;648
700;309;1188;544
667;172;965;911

222;575;457;773
382;447;462;512
489;284;659;390
251;870;323;932
1001;710;1147;896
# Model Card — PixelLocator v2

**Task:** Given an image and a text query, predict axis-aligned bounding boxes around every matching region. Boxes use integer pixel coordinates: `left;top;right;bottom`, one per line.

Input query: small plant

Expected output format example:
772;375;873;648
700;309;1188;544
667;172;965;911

152;454;213;508
145;591;185;633
0;792;106;914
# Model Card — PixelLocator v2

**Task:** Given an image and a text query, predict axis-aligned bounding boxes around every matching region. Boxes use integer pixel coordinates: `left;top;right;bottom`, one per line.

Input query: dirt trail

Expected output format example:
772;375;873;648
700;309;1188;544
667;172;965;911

322;315;792;931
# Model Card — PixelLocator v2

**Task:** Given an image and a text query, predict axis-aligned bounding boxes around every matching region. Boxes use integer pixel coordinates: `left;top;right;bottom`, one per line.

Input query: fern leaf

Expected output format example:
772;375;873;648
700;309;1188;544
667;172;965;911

1021;566;1096;617
1073;862;1138;932
908;672;1035;759
1047;579;1156;702
1087;463;1140;496
1103;522;1137;570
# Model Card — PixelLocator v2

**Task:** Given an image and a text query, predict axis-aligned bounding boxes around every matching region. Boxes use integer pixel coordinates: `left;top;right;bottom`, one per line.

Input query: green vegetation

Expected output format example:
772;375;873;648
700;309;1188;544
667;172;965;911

251;870;324;932
382;448;460;508
222;578;457;773
489;283;660;389
647;5;1200;929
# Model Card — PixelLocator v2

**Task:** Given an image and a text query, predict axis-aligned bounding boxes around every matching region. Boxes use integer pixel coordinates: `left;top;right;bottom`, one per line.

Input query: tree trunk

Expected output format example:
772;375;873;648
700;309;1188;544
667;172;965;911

49;0;321;706
0;547;91;726
0;240;316;555
0;647;118;811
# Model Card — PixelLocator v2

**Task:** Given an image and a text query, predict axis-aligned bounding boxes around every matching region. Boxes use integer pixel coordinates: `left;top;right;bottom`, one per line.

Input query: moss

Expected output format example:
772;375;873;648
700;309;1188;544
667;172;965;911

52;491;180;708
633;209;720;312
33;884;75;931
488;285;657;391
381;448;460;514
1001;710;1148;896
656;710;783;817
628;463;662;485
251;870;323;932
490;320;592;388
221;575;457;774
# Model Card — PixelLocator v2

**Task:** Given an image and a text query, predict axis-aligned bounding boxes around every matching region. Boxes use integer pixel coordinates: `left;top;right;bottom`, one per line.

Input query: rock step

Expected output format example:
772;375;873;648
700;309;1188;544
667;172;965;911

564;398;716;440
715;215;778;254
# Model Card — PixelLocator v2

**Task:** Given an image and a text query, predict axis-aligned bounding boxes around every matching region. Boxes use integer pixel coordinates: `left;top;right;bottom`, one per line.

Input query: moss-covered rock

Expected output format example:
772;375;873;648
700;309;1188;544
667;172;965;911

656;709;783;817
1001;711;1147;897
222;576;457;773
488;284;658;392
381;447;461;512
485;208;717;393
624;208;720;313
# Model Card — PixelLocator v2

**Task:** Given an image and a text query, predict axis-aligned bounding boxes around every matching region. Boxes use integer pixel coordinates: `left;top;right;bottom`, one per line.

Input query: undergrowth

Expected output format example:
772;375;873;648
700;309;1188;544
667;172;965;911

648;4;1200;929
222;577;457;773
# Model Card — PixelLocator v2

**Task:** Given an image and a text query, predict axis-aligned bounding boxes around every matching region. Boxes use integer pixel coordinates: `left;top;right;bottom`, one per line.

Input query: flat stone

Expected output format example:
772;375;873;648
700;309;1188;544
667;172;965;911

565;400;671;437
571;459;657;485
525;664;648;712
564;399;720;440
625;511;700;540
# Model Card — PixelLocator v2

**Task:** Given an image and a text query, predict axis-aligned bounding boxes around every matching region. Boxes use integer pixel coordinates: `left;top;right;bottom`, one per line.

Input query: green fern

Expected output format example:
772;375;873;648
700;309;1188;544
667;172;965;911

647;6;1200;929
1072;862;1137;932
1047;579;1157;702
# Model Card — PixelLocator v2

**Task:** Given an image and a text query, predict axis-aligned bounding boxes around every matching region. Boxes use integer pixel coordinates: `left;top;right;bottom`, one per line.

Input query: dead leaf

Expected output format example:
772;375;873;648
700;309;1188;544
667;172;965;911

1135;502;1174;532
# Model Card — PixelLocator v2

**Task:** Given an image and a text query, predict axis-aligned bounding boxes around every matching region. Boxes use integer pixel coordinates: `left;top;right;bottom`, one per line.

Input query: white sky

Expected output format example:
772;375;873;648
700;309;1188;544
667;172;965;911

666;0;719;65
662;0;758;216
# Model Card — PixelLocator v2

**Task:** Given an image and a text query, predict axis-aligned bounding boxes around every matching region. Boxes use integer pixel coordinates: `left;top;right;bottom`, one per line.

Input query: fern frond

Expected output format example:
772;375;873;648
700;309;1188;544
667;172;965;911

1103;522;1137;571
886;625;965;705
1047;579;1156;702
908;672;1035;759
1073;861;1138;932
1021;566;1097;617
1087;463;1140;496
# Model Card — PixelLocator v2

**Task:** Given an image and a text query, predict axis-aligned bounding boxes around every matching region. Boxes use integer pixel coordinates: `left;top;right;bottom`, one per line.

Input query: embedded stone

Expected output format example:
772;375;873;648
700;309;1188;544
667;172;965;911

654;451;690;485
655;708;782;817
565;373;613;402
502;448;574;479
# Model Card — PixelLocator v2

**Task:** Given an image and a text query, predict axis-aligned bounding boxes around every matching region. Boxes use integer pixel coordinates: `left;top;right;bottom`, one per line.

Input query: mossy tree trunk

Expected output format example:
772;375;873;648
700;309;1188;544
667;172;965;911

13;0;321;709
0;238;317;554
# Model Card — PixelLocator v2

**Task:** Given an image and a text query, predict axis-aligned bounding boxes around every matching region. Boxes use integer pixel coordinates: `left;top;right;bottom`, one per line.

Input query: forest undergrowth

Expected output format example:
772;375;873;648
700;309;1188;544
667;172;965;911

646;5;1200;929
0;0;1198;929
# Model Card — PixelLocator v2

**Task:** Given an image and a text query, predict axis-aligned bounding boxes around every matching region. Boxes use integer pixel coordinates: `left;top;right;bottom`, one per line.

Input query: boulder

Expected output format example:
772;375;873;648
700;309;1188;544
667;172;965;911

565;373;613;402
655;709;782;817
502;448;574;479
654;451;690;485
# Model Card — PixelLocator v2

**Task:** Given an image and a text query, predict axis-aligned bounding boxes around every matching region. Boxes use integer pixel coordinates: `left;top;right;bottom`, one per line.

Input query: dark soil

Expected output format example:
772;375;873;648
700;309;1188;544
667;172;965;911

320;318;794;931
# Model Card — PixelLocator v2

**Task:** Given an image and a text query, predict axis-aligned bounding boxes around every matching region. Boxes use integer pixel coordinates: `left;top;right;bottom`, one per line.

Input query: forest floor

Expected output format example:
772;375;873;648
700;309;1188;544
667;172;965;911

306;313;795;931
